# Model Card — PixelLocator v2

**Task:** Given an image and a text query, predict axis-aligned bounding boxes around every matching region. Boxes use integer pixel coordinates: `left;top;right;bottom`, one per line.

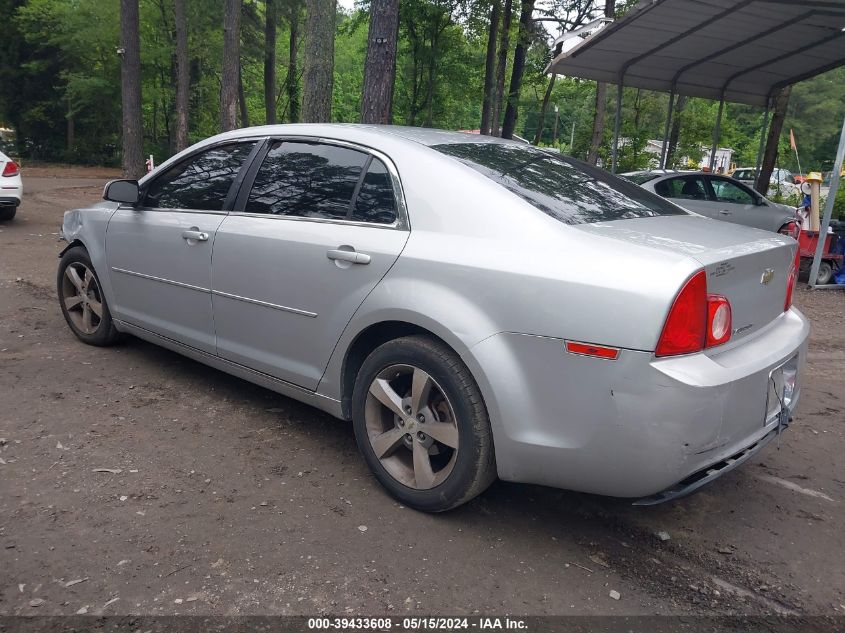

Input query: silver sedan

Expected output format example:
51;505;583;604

623;170;799;234
57;125;809;511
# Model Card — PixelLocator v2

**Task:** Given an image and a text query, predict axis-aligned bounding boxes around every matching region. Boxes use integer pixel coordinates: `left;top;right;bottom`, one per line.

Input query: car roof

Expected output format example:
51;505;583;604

215;123;523;148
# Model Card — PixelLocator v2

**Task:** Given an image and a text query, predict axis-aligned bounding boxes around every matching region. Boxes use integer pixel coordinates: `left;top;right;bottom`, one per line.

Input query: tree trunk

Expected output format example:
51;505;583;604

174;0;189;152
302;0;335;122
120;0;144;178
361;0;399;124
264;0;277;124
586;82;606;165
66;95;75;155
238;66;250;127
586;0;615;165
221;0;242;132
664;94;686;167
500;0;535;140
532;74;555;145
479;0;500;135
757;86;791;194
491;0;512;136
286;0;301;123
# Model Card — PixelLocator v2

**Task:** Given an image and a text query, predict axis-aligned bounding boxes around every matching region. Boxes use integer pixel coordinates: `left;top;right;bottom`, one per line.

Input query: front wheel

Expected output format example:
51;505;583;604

351;335;496;512
57;246;120;346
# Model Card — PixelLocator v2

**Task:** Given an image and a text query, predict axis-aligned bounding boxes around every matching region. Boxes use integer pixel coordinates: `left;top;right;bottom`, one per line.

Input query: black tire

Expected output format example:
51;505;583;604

57;246;120;346
0;206;16;221
815;261;833;285
352;335;496;512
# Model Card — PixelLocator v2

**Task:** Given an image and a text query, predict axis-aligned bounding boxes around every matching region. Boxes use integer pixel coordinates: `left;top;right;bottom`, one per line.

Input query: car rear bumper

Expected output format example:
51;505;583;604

0;196;20;207
465;308;809;499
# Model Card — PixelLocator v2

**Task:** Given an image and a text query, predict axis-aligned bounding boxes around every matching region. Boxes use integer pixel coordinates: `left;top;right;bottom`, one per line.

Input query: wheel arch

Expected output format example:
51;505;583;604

58;238;86;259
336;320;465;420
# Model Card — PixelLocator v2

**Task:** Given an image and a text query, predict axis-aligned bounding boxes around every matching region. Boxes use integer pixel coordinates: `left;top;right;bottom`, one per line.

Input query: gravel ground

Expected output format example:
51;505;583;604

1;167;843;617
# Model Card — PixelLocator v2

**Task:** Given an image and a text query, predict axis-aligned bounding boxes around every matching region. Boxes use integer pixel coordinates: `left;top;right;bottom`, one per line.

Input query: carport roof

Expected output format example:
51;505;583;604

546;0;845;107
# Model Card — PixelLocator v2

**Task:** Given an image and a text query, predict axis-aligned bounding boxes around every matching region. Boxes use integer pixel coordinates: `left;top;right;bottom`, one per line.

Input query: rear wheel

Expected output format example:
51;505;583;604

57;246;120;346
815;260;833;285
0;206;16;221
351;335;496;512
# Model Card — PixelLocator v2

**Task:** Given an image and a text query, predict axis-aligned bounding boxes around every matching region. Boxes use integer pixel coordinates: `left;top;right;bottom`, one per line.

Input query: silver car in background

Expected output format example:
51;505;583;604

623;170;799;234
57;125;808;511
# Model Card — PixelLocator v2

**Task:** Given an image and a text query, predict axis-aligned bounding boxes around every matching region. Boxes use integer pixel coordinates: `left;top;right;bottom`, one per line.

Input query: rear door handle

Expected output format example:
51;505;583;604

182;229;209;241
719;209;732;215
327;249;371;265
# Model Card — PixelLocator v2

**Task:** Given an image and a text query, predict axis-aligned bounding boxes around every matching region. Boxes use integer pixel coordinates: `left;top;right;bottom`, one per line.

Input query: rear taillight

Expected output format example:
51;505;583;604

779;221;799;239
784;247;800;311
2;160;19;177
656;270;733;357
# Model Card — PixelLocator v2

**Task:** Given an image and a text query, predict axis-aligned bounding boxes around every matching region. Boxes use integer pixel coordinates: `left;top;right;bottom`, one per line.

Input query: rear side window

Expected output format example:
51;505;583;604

352;158;397;224
433;143;686;225
144;142;255;210
655;176;708;200
246;141;368;219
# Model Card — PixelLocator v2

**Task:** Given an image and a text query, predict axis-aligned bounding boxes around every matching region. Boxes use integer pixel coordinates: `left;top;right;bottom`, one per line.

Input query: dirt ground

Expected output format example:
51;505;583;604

1;166;843;618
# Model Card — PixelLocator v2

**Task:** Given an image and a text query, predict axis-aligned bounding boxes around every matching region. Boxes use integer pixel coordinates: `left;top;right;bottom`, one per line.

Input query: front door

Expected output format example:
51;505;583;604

106;141;257;353
211;140;409;390
705;176;772;230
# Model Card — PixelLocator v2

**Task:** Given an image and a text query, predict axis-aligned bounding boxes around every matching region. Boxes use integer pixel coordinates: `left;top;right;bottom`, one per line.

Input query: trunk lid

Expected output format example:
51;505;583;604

576;215;796;343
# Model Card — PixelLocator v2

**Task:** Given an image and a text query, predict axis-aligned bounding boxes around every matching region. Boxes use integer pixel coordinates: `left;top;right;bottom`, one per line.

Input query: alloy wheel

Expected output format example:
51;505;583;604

61;262;103;335
364;364;459;490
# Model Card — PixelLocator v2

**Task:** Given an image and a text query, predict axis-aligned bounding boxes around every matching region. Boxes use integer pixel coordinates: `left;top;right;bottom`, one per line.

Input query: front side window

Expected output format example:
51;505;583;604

144;142;255;210
655;176;708;201
711;179;755;205
246;141;368;219
433;143;685;225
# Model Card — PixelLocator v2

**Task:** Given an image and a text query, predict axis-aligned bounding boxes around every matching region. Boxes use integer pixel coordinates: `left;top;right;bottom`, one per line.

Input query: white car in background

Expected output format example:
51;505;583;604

731;167;798;199
0;150;22;221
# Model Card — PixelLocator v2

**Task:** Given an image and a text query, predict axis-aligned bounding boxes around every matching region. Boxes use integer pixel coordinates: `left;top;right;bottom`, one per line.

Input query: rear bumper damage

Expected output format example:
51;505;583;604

466;308;809;500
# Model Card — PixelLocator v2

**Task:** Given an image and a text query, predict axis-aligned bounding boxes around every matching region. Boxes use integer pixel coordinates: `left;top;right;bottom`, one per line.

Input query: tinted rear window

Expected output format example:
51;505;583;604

621;172;661;185
433;143;687;225
732;169;754;180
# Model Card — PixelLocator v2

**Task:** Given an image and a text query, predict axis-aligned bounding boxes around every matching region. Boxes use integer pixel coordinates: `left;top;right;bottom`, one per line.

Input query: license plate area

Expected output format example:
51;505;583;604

765;354;798;428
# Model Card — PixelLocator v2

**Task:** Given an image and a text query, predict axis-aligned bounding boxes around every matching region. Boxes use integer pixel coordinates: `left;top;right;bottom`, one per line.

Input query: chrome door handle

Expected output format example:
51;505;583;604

327;249;371;265
182;230;209;241
719;209;732;215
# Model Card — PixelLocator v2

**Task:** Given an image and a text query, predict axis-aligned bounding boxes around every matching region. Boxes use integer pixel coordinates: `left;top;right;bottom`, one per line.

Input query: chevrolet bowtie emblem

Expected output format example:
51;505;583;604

761;268;775;284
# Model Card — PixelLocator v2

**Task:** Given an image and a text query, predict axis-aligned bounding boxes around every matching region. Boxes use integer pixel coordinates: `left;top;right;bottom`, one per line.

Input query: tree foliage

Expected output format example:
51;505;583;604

0;0;842;174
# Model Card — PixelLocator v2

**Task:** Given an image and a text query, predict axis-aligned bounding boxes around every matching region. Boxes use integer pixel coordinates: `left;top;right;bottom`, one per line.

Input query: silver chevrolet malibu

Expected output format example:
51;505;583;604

57;125;809;512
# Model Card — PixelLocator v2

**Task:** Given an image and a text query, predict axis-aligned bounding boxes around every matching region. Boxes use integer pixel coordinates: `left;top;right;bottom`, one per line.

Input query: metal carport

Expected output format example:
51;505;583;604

546;0;845;287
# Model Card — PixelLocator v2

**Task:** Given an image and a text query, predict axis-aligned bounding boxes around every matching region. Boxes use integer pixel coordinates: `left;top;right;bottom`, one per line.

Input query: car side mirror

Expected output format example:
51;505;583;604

103;179;139;205
754;194;766;206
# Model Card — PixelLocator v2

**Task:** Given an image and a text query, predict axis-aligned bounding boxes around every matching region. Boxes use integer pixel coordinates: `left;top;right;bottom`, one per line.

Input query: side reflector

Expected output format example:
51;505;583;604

565;341;620;360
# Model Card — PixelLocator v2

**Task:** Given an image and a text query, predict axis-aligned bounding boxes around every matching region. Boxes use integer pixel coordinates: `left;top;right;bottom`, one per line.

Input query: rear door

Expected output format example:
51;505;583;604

211;139;409;390
106;141;258;352
654;175;716;217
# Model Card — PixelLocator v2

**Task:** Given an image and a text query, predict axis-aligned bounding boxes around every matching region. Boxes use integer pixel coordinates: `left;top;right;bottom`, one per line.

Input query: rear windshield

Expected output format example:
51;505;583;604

433;143;687;225
621;172;662;185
